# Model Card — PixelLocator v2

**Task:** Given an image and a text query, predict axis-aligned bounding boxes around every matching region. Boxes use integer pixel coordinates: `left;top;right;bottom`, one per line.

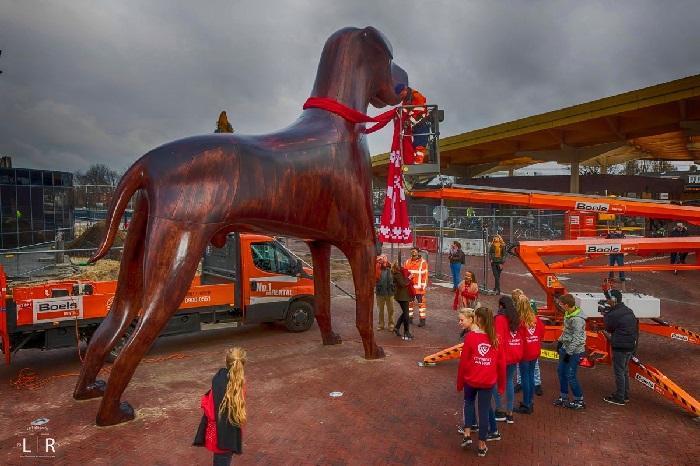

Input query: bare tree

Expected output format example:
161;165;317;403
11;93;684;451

75;163;121;186
580;163;622;175
579;165;600;175
619;160;674;176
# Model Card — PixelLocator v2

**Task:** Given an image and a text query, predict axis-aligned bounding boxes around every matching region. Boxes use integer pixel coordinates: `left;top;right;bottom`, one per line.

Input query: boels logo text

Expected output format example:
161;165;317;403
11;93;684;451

37;301;78;313
575;201;609;212
32;296;83;323
585;244;621;254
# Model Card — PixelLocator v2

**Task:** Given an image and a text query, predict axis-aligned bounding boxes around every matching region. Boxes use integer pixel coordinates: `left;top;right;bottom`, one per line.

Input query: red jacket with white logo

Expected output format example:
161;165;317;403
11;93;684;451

495;314;524;365
521;317;545;361
457;330;506;394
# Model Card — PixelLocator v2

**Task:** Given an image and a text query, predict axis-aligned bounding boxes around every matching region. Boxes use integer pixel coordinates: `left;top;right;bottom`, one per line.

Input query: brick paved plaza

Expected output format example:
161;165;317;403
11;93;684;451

1;252;698;465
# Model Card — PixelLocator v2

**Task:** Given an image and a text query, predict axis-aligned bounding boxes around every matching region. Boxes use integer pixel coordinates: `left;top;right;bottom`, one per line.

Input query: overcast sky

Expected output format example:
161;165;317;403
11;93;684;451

2;0;700;174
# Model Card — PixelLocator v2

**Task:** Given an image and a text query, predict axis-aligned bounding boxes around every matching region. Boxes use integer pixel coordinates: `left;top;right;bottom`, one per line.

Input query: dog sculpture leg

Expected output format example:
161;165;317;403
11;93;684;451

95;218;212;426
308;240;341;345
344;241;385;359
74;195;148;400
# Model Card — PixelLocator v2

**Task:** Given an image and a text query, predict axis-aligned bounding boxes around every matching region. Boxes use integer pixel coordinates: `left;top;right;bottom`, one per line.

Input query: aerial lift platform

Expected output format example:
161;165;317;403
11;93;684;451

410;185;700;417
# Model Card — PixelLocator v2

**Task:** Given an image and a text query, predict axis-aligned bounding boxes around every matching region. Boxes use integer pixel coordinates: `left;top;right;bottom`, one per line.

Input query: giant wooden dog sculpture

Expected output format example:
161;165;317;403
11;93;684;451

73;26;408;426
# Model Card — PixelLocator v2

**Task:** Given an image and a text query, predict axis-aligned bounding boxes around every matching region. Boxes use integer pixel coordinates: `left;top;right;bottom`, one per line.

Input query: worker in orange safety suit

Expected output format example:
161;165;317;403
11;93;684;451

404;247;429;326
396;85;429;164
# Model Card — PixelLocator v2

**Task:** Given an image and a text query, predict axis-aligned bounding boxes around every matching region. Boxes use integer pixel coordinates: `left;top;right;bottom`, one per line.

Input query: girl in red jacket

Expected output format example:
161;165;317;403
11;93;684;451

194;347;247;466
514;296;544;414
453;270;479;310
494;296;523;424
457;307;505;457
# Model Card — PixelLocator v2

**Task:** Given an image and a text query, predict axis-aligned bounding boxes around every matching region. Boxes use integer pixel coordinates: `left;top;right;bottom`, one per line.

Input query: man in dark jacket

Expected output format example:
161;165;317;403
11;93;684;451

601;289;639;405
669;222;689;274
606;225;626;281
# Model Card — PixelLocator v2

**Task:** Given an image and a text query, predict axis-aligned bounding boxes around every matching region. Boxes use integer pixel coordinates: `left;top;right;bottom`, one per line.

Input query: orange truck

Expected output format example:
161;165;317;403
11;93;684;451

0;233;315;364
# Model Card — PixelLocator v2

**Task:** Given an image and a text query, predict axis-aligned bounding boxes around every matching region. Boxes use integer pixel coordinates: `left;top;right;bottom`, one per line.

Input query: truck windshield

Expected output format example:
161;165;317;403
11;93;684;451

251;241;296;275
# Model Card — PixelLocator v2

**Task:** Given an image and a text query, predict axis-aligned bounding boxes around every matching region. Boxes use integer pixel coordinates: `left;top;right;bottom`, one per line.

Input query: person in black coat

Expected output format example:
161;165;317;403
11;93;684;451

669;222;689;274
601;290;639;406
194;347;246;465
392;261;414;340
606;226;626;281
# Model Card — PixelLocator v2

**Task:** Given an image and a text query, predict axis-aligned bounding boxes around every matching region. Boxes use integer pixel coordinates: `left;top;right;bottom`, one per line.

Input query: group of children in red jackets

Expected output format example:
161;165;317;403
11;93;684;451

456;291;544;458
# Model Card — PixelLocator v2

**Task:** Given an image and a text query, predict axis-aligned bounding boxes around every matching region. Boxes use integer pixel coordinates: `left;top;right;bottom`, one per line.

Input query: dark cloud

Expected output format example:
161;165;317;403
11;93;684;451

2;0;699;172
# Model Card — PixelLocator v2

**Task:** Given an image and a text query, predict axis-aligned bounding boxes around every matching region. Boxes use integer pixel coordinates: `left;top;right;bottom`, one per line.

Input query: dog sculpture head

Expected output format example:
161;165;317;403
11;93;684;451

313;27;408;110
359;26;408;108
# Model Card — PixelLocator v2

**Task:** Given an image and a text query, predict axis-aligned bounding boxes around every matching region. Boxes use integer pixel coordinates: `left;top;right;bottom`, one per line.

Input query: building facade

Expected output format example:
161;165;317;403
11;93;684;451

0;168;74;249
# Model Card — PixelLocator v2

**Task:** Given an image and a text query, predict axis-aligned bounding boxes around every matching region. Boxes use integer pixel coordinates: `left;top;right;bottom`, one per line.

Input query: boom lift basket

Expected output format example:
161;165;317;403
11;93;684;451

400;104;443;177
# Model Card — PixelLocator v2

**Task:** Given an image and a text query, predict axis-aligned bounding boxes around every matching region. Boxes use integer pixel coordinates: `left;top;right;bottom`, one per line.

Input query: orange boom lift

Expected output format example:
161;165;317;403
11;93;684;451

412;185;700;417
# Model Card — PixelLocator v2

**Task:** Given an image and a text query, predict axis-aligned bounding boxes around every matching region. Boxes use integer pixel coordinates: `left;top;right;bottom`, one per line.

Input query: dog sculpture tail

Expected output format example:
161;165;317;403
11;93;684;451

89;161;145;263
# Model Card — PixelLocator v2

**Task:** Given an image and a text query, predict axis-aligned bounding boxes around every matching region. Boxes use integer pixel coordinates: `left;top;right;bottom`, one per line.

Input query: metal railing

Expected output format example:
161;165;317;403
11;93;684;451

0;246;123;282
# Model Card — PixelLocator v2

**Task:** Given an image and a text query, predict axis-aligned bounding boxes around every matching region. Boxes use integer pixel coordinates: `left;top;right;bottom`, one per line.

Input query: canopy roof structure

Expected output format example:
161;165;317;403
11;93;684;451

371;74;700;185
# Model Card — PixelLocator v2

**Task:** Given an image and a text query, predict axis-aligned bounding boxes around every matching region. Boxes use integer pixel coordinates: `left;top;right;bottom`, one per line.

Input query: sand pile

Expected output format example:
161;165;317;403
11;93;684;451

67;222;125;259
70;257;122;281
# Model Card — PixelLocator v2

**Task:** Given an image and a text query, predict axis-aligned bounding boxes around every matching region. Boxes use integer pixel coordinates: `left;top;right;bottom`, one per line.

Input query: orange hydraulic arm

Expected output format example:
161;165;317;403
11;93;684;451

413;186;700;417
516;237;700;318
630;356;700;417
411;185;700;226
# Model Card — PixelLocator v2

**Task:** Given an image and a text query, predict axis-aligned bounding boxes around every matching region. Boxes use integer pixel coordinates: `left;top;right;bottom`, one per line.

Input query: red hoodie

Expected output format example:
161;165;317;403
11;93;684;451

521;317;545;361
495;314;524;365
457;330;506;394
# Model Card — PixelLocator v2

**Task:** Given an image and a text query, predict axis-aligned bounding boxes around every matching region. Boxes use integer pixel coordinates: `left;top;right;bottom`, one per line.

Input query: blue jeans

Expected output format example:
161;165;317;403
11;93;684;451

464;395;495;431
608;254;625;280
516;360;541;385
463;397;476;428
464;385;497;441
557;349;584;400
494;364;517;412
450;262;462;289
518;359;537;408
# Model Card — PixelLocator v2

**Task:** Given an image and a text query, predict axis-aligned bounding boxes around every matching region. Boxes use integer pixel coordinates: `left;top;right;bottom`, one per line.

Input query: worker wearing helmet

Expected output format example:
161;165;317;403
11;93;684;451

396;85;430;164
404;247;429;327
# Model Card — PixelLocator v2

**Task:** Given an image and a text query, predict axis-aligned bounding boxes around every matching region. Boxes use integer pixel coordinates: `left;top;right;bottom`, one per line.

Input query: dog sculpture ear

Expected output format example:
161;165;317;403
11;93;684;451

362;26;393;58
361;27;407;108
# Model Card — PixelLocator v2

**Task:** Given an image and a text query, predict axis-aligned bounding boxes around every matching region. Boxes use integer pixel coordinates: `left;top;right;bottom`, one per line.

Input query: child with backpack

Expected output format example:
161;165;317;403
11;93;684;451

194;347;247;465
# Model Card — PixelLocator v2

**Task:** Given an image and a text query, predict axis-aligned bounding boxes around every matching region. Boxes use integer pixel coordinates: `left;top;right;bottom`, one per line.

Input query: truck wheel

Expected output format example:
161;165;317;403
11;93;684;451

106;324;135;363
284;301;315;332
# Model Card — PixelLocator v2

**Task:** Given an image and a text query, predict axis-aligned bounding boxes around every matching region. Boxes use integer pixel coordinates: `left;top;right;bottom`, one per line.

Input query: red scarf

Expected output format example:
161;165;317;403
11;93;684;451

303;97;413;244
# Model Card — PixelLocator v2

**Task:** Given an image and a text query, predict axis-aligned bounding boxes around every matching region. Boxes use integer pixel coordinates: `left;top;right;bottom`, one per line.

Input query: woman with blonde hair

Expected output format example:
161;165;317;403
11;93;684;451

512;291;544;397
511;289;524;303
453;270;479;310
514;296;544;414
457;308;478;439
489;234;506;294
194;347;247;465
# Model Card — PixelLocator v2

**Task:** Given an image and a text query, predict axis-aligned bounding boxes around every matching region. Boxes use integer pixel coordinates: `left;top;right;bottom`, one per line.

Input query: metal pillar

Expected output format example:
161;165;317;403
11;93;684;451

437;197;445;278
509;217;514;243
570;157;580;193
